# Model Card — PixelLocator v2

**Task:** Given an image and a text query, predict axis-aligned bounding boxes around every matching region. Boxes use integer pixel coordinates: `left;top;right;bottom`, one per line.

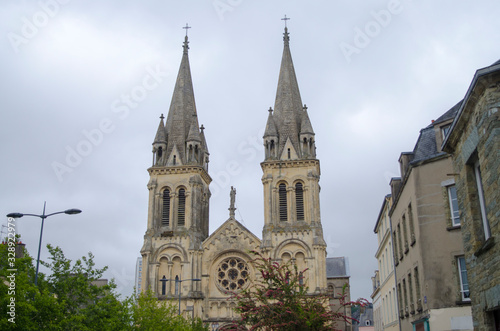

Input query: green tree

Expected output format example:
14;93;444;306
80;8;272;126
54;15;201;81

0;241;129;330
0;239;208;330
127;289;208;331
225;251;367;331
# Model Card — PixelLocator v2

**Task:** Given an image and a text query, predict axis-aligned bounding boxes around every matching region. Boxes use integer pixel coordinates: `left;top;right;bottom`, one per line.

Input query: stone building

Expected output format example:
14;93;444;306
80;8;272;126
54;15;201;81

372;195;399;331
139;27;346;328
389;103;473;331
442;60;500;330
327;257;351;331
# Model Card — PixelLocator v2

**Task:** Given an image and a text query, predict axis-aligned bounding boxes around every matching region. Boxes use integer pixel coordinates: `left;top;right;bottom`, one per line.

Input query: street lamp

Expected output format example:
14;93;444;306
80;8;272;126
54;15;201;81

6;201;81;286
160;276;201;315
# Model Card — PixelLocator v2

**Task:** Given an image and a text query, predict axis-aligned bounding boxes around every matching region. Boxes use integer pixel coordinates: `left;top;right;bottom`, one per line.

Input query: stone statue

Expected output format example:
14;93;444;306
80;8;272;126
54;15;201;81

229;186;236;218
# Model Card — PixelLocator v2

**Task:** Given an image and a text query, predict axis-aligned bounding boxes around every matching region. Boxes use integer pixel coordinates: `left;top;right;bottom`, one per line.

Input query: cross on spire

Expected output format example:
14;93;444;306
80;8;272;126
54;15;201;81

183;23;191;37
182;23;191;54
281;15;290;28
281;15;290;45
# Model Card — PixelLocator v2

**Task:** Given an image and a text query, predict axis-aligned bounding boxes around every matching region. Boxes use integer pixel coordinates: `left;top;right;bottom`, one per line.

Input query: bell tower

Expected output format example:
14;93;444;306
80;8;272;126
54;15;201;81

261;23;327;293
141;31;210;310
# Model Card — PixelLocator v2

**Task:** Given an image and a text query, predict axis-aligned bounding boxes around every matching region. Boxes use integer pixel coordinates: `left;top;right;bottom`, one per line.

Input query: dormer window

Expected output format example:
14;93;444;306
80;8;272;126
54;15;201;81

441;124;451;140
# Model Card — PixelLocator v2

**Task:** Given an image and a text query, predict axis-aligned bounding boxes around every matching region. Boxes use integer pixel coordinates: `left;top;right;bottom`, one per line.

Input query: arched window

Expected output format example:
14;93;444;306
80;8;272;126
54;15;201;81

157;147;163;159
328;285;335;297
295;182;304;221
177;188;186;226
175;275;179;295
161;275;167;295
162;189;170;226
279;183;287;221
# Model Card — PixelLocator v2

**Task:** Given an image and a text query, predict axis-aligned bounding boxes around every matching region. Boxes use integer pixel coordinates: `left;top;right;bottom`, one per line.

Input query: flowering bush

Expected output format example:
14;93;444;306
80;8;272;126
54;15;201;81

223;251;367;331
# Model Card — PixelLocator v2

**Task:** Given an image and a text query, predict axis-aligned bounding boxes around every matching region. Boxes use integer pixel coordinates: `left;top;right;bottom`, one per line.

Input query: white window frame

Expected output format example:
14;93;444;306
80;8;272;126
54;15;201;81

474;161;491;240
447;185;460;226
457;256;470;301
441;124;451;140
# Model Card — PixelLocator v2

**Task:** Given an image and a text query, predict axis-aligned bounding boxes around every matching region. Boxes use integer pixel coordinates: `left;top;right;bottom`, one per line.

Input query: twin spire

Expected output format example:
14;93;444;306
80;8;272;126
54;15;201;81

264;19;316;161
152;26;208;169
152;19;317;168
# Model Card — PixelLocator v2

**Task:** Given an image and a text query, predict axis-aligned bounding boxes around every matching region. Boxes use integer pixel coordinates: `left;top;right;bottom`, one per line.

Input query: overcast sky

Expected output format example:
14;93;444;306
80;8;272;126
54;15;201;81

1;0;499;302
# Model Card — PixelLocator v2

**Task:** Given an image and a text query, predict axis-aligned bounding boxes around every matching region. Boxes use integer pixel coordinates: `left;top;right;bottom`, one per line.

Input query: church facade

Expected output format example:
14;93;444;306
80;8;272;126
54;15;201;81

140;27;338;328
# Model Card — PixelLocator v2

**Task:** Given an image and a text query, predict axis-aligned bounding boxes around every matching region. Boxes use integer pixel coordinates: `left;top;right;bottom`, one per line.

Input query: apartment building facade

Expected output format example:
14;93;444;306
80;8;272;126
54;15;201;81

389;104;473;331
372;195;399;331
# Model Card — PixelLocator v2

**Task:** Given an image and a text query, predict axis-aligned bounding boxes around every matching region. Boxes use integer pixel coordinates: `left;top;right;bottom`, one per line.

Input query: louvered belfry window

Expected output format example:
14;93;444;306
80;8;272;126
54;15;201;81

295;182;304;221
177;188;186;226
279;183;288;221
162;189;170;226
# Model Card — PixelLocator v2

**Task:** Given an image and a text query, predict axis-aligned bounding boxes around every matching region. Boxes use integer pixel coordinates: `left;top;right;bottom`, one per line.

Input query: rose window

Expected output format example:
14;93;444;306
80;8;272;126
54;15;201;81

216;257;249;291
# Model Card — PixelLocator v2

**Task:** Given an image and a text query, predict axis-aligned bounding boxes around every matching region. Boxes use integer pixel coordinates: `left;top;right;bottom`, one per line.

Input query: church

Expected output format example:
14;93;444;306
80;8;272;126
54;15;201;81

140;24;348;328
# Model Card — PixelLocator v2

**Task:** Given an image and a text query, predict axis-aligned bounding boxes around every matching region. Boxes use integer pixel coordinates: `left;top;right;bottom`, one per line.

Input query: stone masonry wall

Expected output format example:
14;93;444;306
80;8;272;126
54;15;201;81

451;82;500;330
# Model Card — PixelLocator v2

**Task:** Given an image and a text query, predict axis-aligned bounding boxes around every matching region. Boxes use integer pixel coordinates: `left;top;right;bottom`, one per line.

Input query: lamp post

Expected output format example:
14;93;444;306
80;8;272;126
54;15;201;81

7;201;81;286
161;276;201;315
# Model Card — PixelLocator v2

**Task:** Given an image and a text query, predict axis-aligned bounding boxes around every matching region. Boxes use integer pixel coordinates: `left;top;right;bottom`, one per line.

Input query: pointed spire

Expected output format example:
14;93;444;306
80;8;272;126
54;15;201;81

153;114;167;143
164;28;207;165
200;124;209;153
187;114;201;142
264;107;278;138
300;105;315;135
272;21;304;159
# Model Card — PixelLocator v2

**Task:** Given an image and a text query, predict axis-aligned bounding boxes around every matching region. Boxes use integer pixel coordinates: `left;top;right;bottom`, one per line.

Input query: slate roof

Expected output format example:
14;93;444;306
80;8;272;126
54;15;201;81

326;257;350;278
433;100;462;125
410;101;461;165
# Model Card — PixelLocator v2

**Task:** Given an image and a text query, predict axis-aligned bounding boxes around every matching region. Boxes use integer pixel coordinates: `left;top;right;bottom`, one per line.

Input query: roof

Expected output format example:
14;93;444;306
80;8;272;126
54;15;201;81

373;194;391;233
410;126;441;164
433;100;462;125
410;101;460;165
326;257;350;278
442;59;500;149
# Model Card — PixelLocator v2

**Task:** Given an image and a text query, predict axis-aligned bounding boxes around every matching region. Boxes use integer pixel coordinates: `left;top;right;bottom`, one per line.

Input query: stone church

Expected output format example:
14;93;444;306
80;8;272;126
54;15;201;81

140;26;345;328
